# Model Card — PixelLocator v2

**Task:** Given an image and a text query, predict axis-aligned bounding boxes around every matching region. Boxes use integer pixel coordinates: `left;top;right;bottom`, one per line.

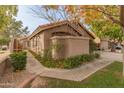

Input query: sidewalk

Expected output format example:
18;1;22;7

0;51;10;63
26;51;122;81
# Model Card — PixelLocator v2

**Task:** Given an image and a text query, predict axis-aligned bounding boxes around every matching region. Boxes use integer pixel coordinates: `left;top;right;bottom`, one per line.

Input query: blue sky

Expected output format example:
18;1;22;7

16;5;49;34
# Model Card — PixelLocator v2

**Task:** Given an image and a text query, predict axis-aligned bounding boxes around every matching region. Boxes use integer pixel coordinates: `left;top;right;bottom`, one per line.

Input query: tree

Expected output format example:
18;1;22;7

7;18;29;38
0;36;10;49
30;5;69;23
120;6;124;76
65;6;121;26
90;19;123;42
0;5;29;49
0;5;18;32
0;18;29;38
31;5;121;25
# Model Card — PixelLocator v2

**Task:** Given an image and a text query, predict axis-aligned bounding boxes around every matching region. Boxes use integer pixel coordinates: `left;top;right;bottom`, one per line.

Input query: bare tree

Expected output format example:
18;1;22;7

30;5;70;23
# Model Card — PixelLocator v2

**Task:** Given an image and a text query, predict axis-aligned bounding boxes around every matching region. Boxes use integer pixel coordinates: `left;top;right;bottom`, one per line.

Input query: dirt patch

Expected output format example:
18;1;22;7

30;76;49;88
0;66;34;88
0;52;4;54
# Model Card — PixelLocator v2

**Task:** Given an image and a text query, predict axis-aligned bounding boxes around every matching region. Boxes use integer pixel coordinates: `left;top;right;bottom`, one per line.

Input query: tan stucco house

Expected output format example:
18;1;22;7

100;39;109;51
26;20;100;59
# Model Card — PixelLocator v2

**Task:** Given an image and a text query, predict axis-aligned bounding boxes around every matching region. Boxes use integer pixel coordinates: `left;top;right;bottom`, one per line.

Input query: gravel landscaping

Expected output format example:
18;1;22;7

0;66;34;88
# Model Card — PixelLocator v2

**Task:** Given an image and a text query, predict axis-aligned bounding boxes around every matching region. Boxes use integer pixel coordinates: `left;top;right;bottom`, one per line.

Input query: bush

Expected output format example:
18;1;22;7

42;60;55;68
89;40;98;53
10;51;27;72
63;54;97;69
79;54;95;62
63;56;81;69
42;49;52;61
30;50;100;69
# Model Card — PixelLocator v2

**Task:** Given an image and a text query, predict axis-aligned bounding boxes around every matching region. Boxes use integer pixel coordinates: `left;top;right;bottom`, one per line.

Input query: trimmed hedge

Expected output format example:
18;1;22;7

30;50;100;69
63;57;81;69
63;54;98;69
10;51;27;72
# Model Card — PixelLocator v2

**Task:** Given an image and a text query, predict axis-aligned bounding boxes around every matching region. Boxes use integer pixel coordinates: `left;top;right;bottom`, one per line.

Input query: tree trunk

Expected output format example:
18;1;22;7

120;5;124;76
122;46;124;76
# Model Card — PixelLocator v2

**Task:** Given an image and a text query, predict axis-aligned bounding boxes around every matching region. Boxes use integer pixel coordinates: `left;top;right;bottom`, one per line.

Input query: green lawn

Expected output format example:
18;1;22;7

46;62;124;88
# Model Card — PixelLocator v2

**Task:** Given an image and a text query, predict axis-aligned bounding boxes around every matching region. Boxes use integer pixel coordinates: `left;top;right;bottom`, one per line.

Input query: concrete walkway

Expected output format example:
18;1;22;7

26;51;123;81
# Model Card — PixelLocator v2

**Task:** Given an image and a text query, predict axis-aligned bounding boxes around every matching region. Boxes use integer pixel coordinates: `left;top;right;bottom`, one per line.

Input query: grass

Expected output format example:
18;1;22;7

46;62;124;88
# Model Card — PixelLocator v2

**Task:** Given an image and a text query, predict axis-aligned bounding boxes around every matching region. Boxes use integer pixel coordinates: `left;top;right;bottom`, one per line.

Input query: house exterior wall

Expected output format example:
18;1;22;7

9;38;23;52
43;24;92;50
19;38;28;49
28;23;92;59
100;39;109;50
51;36;90;59
67;37;89;57
29;32;45;54
43;24;81;50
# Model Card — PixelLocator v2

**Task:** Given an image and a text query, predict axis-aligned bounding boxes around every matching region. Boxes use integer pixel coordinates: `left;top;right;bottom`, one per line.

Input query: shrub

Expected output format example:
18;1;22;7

79;54;95;62
63;56;81;69
89;40;98;53
42;49;52;61
30;50;100;69
10;51;27;72
86;54;95;61
42;60;55;68
62;54;97;69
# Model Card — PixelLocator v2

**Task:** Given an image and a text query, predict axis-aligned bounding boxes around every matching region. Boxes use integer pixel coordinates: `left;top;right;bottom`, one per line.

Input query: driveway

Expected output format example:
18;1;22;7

101;51;123;62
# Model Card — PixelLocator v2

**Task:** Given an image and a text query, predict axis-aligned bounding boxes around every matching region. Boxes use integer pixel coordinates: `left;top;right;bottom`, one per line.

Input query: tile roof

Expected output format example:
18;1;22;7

29;20;69;39
28;20;100;43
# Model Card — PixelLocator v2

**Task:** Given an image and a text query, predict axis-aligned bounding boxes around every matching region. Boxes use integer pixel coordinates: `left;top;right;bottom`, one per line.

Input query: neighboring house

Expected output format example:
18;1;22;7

26;20;100;59
100;39;109;51
9;36;28;52
19;37;29;49
9;38;23;52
